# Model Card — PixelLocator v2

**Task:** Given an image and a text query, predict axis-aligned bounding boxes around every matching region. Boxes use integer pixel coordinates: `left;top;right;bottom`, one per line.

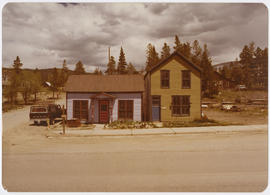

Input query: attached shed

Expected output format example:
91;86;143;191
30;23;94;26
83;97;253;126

65;74;144;123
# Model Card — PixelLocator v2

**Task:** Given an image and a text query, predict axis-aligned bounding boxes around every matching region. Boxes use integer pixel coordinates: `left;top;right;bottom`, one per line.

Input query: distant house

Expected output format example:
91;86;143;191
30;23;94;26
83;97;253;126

213;71;236;90
64;75;144;123
144;51;202;122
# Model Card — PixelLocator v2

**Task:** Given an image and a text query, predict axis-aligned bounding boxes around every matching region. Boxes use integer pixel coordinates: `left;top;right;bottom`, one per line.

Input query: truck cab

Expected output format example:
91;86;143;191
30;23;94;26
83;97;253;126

30;104;62;125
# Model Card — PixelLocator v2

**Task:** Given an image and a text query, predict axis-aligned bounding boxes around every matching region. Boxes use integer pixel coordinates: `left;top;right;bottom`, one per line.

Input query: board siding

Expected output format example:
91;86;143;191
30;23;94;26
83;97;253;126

150;57;201;122
66;92;142;122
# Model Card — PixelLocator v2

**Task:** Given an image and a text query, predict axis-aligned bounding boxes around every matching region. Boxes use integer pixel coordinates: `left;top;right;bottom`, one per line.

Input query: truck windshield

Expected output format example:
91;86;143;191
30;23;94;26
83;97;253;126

31;107;47;112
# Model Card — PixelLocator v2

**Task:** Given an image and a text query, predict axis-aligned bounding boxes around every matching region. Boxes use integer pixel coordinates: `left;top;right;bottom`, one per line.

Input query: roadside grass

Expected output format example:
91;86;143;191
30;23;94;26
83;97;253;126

238;106;268;117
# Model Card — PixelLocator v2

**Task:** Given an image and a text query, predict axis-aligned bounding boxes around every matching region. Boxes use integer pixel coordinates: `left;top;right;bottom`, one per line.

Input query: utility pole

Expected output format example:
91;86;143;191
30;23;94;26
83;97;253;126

62;105;66;135
108;46;111;63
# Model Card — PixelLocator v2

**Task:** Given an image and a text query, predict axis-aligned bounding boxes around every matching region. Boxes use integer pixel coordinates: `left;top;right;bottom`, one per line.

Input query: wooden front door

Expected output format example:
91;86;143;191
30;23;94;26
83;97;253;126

99;100;109;123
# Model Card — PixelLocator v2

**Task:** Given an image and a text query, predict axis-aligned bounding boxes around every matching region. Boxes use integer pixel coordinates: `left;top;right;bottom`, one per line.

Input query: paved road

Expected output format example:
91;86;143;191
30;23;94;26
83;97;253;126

2;129;268;192
2;98;268;192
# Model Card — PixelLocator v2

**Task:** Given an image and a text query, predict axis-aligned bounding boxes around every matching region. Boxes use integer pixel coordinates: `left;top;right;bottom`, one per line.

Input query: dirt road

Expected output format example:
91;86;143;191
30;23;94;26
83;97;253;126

2;98;268;192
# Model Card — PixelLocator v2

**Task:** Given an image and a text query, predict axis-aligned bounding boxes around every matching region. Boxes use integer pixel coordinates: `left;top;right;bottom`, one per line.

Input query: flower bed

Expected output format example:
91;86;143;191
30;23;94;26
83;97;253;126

162;118;231;128
104;120;158;129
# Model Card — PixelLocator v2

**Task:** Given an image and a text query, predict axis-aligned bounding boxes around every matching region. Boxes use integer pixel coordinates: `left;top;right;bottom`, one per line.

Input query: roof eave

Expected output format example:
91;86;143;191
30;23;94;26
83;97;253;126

148;51;202;74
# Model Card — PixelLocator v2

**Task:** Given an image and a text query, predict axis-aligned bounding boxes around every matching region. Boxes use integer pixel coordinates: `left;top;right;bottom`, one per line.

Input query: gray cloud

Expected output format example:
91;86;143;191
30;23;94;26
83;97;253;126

2;2;268;71
147;3;170;14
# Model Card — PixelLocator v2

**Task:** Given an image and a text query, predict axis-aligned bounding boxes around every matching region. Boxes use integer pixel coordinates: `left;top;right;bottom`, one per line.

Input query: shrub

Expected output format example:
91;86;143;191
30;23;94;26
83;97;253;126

104;120;158;129
163;118;226;128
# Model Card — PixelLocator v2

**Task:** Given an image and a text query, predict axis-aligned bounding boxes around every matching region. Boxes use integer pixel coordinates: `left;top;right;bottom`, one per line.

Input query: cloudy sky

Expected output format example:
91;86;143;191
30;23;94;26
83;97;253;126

2;2;268;72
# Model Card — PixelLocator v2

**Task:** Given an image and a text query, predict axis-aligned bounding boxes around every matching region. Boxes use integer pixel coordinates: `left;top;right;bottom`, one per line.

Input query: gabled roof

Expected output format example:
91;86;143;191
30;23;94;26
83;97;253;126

65;74;144;92
90;92;116;99
145;51;202;78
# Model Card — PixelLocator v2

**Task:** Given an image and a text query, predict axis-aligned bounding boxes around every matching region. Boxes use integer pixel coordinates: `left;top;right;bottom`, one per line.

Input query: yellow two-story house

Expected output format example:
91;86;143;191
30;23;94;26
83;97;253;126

144;51;202;122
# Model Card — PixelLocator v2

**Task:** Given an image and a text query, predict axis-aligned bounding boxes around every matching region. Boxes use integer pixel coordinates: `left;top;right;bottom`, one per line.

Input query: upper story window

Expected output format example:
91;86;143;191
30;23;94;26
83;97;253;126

182;70;191;89
160;70;170;88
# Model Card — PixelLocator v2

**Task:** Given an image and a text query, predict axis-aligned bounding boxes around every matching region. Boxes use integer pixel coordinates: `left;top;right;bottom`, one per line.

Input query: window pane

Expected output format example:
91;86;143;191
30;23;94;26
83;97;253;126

152;96;160;106
118;100;133;120
101;104;107;111
161;70;170;88
171;96;190;116
73;100;88;119
119;101;125;111
127;100;133;111
182;71;191;88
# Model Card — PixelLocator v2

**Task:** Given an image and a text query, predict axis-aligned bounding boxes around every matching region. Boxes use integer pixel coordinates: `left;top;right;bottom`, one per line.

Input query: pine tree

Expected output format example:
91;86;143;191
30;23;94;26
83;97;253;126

7;56;24;103
145;43;159;72
191;40;202;66
93;67;103;75
173;35;192;59
62;59;68;72
173;35;182;52
117;47;128;74
49;68;61;98
127;62;138;74
31;71;42;102
221;66;231;79
182;42;192;59
105;56;116;75
60;59;69;86
200;44;216;97
254;46;268;89
20;72;32;104
231;62;244;85
261;48;268;89
239;42;255;88
74;60;86;74
160;42;171;60
13;56;23;74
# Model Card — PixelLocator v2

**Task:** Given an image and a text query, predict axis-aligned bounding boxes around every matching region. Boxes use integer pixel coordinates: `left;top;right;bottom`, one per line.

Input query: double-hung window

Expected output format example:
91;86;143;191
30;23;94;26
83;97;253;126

118;100;133;120
182;70;191;88
73;100;88;120
171;96;190;116
160;70;170;88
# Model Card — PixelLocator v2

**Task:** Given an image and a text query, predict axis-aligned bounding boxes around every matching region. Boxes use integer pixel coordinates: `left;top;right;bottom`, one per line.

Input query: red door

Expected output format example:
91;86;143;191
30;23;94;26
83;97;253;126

99;100;109;123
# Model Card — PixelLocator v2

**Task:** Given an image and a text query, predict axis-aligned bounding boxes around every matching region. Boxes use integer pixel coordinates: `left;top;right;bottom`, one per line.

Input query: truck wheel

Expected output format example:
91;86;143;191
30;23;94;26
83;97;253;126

34;121;38;125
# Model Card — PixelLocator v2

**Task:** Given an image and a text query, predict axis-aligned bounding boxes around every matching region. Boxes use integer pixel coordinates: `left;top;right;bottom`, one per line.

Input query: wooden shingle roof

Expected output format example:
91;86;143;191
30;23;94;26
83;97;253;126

64;74;144;92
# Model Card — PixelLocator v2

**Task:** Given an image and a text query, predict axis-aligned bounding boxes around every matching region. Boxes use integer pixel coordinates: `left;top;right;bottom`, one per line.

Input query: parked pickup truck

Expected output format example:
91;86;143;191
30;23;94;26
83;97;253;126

29;104;62;125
